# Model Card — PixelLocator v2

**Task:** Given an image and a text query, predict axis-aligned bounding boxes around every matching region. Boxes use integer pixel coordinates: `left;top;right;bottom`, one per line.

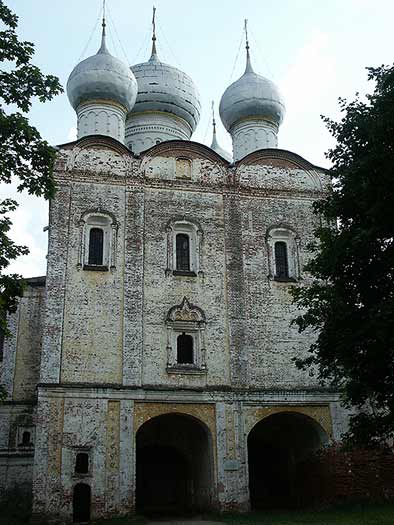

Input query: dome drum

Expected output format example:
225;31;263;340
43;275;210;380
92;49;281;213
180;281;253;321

125;111;191;154
77;101;127;143
231;118;278;161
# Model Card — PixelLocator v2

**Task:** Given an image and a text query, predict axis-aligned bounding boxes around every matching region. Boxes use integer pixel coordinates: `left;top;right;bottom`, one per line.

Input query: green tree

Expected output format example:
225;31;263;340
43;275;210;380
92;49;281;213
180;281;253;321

292;65;394;447
0;0;62;396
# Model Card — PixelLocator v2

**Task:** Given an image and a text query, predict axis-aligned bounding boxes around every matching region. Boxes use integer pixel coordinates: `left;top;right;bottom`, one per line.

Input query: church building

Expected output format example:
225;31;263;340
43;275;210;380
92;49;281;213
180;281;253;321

0;10;350;524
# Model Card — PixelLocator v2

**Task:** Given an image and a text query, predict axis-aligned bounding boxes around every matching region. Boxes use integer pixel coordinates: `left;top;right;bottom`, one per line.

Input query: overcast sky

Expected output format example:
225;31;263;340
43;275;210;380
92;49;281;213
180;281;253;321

3;0;394;277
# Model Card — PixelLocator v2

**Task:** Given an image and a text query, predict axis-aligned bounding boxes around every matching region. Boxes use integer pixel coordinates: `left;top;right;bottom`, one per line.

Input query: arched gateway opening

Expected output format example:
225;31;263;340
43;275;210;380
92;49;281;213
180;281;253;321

136;413;213;515
248;412;328;509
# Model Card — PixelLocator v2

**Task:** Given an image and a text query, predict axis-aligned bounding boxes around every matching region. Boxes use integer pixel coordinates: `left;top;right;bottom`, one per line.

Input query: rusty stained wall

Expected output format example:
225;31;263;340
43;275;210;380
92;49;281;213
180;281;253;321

0;284;44;401
231;194;321;389
32;396;132;521
142;187;230;387
36;143;331;391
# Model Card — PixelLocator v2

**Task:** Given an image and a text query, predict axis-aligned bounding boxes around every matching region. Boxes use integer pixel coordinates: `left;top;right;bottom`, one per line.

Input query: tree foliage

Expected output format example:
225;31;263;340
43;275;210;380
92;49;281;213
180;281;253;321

292;65;394;447
0;0;62;338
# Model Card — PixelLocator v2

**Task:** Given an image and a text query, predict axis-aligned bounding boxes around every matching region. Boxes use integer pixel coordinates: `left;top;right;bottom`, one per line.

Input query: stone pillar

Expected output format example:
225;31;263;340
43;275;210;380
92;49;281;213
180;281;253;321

77;101;127;143
215;402;250;511
231;118;279;161
119;400;135;512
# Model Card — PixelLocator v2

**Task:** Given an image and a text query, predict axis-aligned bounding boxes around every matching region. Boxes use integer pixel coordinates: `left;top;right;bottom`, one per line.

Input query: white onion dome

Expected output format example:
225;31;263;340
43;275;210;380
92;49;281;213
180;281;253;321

130;50;201;133
67;28;137;113
219;52;285;132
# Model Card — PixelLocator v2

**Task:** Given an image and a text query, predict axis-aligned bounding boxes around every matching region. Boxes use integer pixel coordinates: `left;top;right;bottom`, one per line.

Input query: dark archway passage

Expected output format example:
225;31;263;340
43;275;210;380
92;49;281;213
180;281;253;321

136;413;213;515
73;483;91;523
248;412;328;509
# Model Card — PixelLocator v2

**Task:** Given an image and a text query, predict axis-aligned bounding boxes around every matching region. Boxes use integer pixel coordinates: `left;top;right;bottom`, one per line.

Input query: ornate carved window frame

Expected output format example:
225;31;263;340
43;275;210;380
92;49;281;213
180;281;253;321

77;210;118;271
165;218;204;277
266;225;301;282
165;297;207;374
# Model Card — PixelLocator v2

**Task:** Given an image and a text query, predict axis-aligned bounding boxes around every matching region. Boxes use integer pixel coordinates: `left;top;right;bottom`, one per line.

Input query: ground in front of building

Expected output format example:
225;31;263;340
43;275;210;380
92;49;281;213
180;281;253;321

87;504;394;525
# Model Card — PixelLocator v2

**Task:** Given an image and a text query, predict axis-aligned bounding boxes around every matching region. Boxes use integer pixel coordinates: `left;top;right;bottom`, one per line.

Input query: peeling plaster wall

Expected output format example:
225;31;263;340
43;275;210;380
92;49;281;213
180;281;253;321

60;182;126;384
13;285;45;400
0;139;355;522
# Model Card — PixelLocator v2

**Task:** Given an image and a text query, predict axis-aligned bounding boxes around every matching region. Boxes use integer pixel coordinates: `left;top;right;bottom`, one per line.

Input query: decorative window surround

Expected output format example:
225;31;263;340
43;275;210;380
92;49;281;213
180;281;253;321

266;225;301;282
165;218;204;277
165;297;207;374
17;426;35;448
77;211;118;271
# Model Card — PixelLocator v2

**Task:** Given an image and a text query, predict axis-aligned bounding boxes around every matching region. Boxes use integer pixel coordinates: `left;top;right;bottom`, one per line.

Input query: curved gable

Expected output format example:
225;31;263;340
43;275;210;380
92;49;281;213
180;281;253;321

234;148;329;194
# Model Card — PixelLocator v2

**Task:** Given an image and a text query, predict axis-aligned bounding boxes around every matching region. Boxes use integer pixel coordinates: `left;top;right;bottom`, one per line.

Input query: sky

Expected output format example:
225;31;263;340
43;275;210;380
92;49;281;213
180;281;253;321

2;0;394;277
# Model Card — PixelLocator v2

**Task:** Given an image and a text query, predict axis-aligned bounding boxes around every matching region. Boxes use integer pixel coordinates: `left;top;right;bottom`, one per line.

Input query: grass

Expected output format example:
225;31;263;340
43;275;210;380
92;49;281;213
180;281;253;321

90;503;394;525
213;503;394;524
2;503;394;525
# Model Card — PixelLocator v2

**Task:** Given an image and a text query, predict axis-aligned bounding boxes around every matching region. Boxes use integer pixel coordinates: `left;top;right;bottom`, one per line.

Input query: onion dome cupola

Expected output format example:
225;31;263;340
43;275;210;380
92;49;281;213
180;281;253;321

67;15;138;144
219;21;285;161
125;8;201;154
210;102;232;162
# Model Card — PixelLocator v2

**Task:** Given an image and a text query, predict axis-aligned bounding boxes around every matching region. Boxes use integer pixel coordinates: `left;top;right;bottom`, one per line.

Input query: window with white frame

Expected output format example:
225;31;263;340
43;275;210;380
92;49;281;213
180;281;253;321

165;219;203;276
77;212;118;271
266;226;301;282
166;297;207;373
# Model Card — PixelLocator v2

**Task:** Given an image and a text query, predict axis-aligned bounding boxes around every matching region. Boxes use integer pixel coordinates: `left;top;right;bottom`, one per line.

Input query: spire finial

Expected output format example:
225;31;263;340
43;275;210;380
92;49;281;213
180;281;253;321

244;19;253;74
211;100;219;148
150;5;159;60
212;100;217;134
98;0;109;54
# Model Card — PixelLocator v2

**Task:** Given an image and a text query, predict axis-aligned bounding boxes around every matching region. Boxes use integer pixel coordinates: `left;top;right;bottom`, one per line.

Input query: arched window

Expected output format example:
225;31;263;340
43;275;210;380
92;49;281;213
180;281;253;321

275;241;289;279
177;333;194;364
75;452;89;474
79;212;118;271
88;228;104;265
176;234;190;271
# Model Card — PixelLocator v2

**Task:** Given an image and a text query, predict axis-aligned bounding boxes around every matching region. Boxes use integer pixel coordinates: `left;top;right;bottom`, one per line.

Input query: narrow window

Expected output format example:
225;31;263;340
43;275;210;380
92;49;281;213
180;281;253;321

176;234;190;271
275;241;289;279
177;333;194;364
88;228;104;265
21;431;32;446
75;452;89;474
